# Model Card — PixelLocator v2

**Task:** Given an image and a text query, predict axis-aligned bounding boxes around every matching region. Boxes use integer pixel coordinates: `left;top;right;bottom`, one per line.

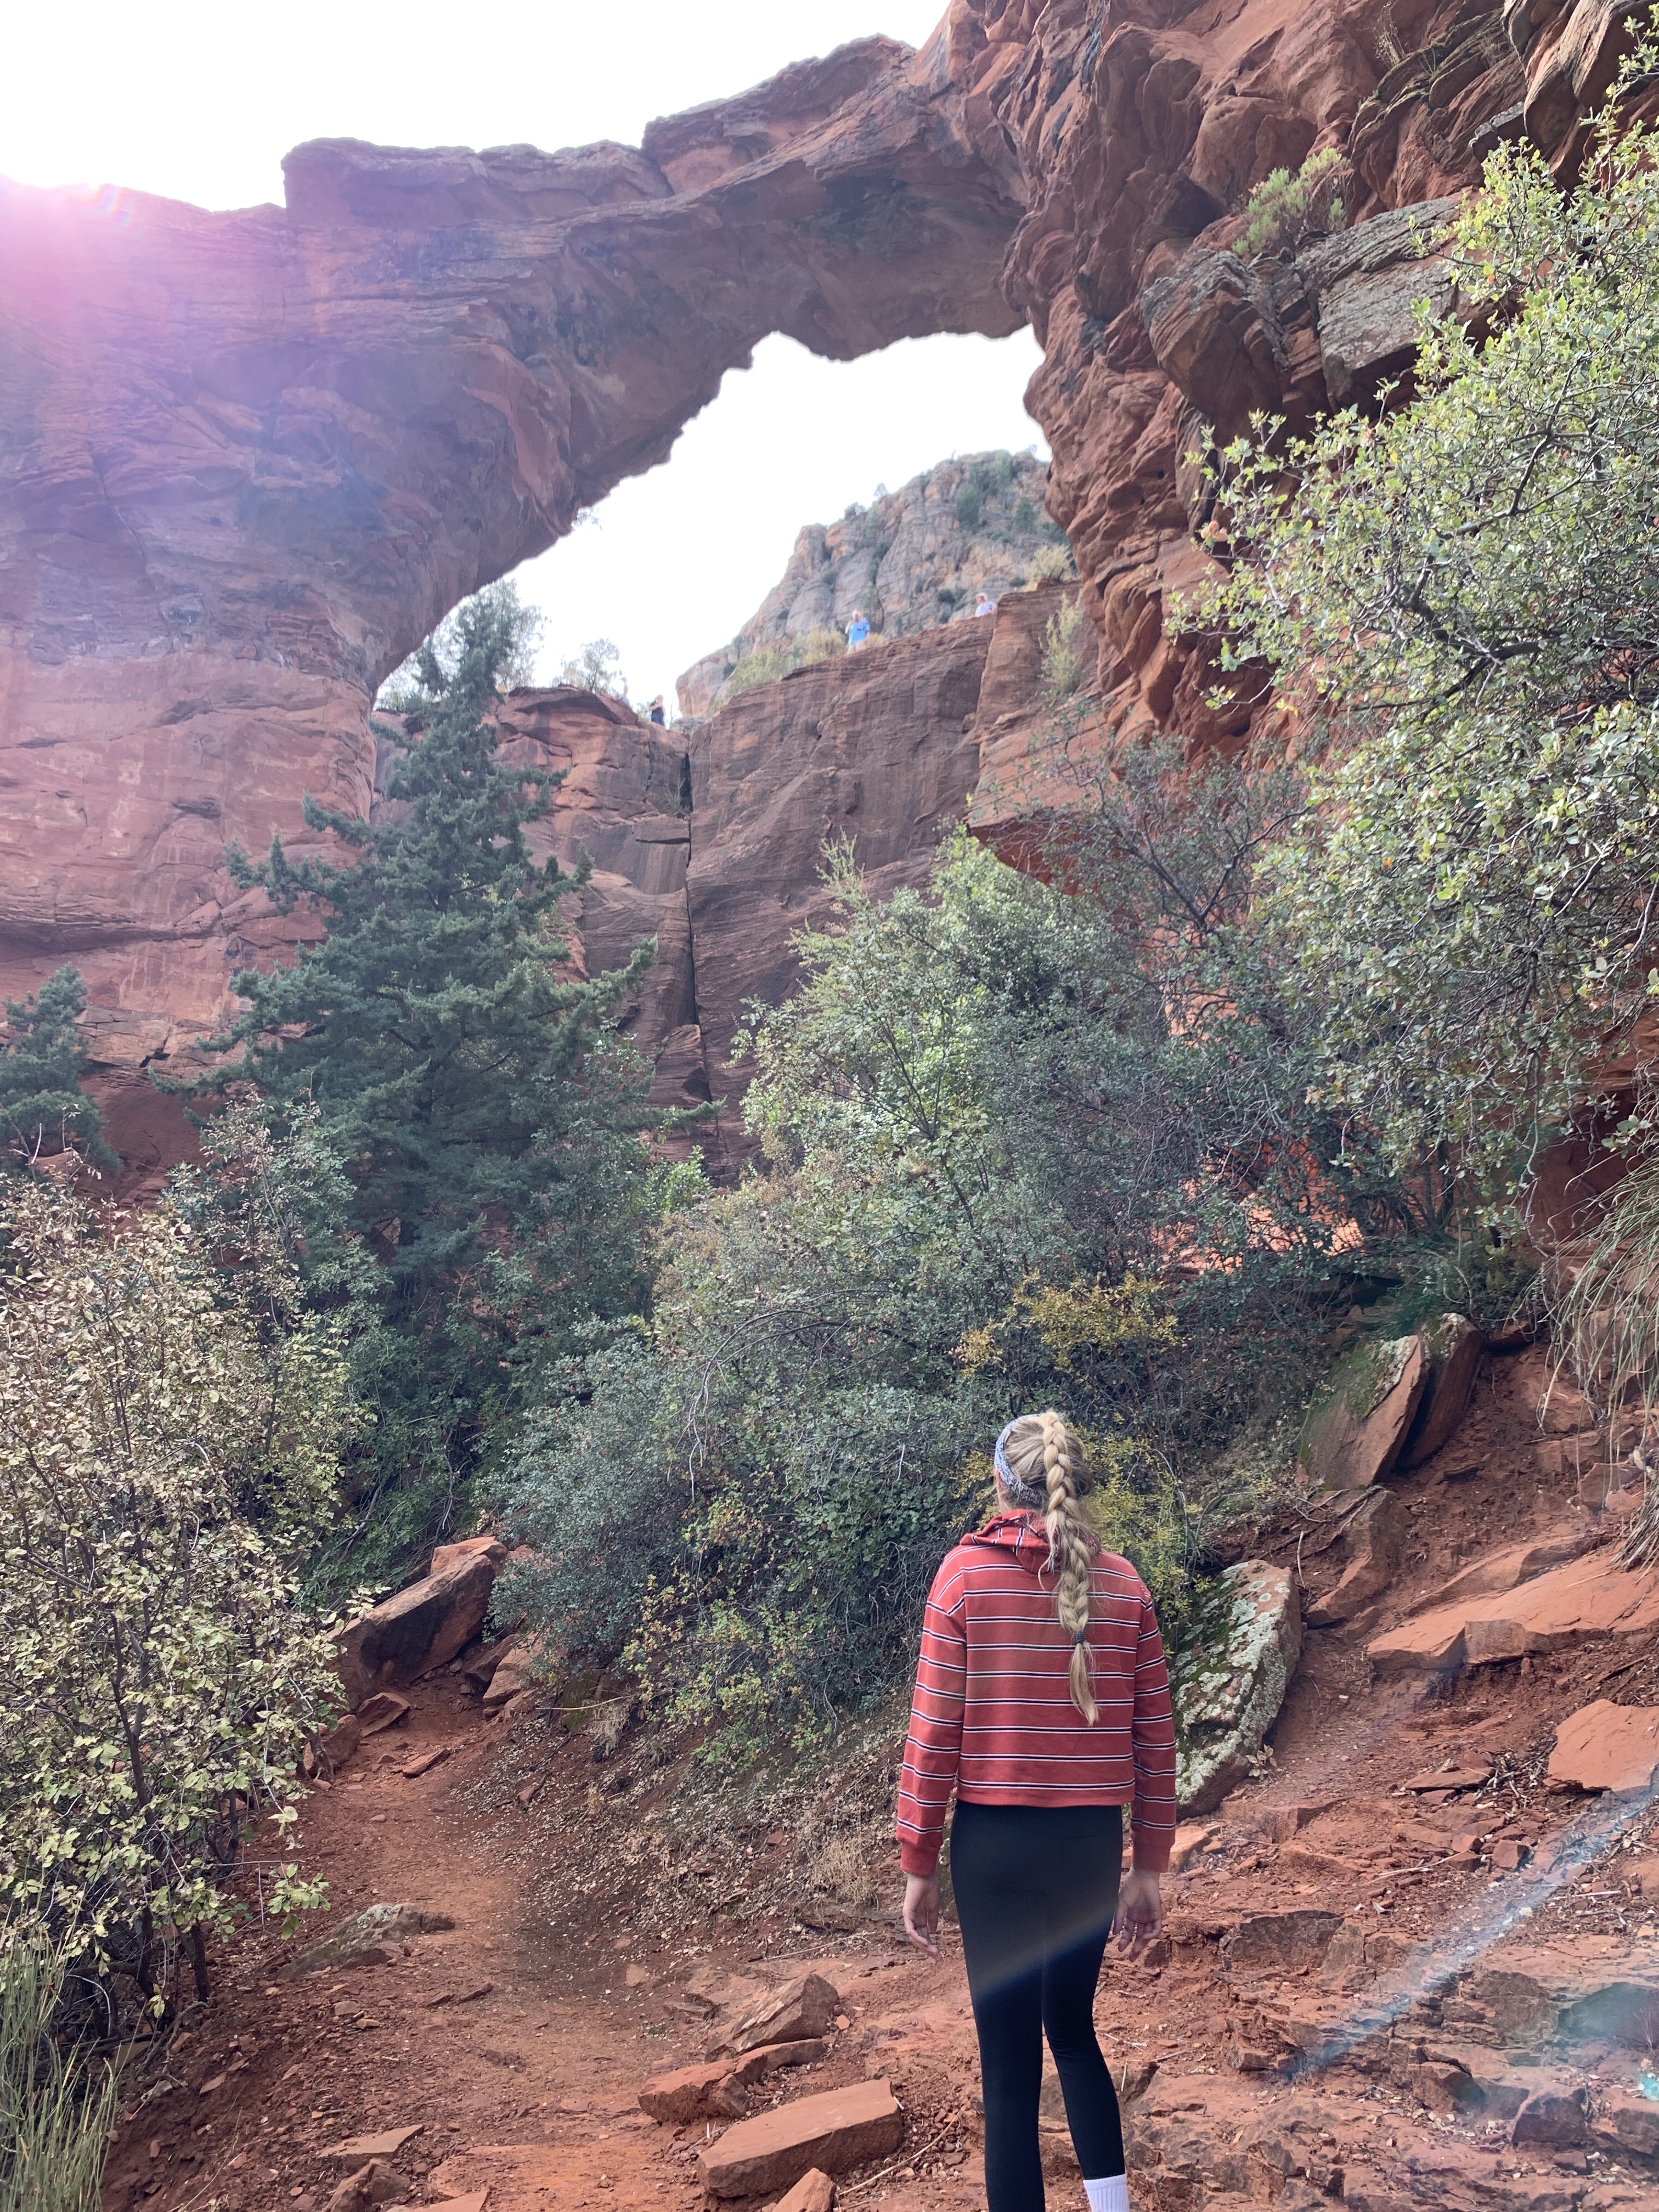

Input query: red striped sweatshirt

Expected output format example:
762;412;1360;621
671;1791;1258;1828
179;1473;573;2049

895;1513;1178;1877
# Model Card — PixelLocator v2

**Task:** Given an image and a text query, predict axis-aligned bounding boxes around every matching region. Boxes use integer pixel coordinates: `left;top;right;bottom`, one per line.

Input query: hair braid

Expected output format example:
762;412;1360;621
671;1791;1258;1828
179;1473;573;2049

1000;1407;1099;1724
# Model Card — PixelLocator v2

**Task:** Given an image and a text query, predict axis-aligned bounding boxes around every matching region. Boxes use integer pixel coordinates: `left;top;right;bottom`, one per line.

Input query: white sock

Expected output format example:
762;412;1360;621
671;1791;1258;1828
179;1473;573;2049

1083;2178;1128;2212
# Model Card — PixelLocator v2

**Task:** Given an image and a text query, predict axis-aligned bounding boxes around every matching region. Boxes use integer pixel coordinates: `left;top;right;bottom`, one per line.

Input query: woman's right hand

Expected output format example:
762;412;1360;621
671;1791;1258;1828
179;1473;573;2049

902;1874;940;1959
1112;1868;1164;1961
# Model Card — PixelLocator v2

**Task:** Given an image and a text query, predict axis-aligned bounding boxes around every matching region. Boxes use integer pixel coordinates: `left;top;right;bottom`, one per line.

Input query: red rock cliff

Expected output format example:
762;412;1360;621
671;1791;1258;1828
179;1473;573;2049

0;1;1630;1176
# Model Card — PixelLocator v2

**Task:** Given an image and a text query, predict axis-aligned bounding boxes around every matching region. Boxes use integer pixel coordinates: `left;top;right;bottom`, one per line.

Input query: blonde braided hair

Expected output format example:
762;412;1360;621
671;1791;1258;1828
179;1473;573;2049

999;1408;1099;1724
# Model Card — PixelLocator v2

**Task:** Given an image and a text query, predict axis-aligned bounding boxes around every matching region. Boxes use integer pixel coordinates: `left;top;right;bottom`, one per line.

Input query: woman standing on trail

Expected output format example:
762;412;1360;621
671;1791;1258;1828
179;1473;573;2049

897;1409;1177;2212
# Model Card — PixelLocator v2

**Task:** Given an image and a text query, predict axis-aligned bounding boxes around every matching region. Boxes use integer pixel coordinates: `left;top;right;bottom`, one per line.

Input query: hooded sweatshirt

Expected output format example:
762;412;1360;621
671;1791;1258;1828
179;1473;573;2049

895;1512;1178;1878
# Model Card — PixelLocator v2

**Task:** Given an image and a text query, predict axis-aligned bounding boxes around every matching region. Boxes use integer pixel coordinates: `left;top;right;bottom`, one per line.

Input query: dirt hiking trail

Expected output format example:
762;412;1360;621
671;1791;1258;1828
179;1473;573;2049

104;1342;1659;2212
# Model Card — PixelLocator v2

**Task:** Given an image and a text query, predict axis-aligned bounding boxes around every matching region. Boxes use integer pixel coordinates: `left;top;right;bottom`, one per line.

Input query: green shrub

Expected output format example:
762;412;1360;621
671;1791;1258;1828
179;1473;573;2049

1238;147;1347;258
0;1181;344;1988
502;799;1378;1762
1193;66;1659;1204
558;636;628;694
721;645;795;698
0;968;113;1177
954;481;983;531
1012;495;1038;533
1027;541;1074;584
1040;596;1091;698
718;629;845;704
377;578;545;710
0;1934;117;2212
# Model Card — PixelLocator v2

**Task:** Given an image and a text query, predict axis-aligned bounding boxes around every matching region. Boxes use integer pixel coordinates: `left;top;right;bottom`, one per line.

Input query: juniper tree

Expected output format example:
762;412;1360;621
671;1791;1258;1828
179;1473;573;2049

0;966;114;1175
214;590;659;1574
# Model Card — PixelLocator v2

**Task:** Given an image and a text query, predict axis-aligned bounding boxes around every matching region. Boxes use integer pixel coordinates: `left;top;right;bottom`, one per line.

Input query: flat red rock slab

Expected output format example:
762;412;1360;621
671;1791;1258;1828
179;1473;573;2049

1370;1555;1659;1675
1400;1766;1492;1792
328;2125;424;2171
1547;1699;1659;1795
697;2079;902;2197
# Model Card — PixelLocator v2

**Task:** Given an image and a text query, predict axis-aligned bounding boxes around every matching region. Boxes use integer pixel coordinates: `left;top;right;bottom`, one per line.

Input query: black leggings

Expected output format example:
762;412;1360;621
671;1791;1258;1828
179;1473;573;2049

949;1799;1125;2211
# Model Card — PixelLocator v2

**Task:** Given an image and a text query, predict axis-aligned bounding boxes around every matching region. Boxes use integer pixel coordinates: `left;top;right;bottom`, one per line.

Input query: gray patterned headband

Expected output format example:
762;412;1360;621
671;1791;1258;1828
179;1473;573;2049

993;1420;1047;1511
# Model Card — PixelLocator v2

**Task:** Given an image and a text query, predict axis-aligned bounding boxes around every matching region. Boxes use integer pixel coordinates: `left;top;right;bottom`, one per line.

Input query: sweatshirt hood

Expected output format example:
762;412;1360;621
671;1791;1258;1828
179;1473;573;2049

962;1510;1093;1571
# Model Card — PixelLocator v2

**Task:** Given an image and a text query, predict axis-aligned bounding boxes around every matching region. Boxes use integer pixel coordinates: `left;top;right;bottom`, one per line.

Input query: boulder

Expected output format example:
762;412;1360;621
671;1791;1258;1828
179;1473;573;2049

400;1745;453;1780
1221;1911;1345;1979
1511;2087;1588;2148
335;1551;500;1709
717;1973;839;2056
283;1903;455;1978
1402;1313;1484;1468
430;1535;507;1578
1301;1335;1428;1492
1412;2059;1481;2114
697;2080;903;2197
1547;1700;1659;1795
355;1692;411;1737
483;1639;548;1713
1305;1487;1404;1626
1369;1554;1659;1677
317;1714;362;1770
1171;1562;1302;1814
458;1639;516;1696
325;2127;424;2174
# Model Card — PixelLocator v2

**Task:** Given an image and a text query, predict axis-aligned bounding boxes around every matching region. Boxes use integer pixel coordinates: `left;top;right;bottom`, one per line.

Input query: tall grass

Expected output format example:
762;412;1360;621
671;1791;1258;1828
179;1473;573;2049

1550;1146;1659;1570
1;1937;118;2212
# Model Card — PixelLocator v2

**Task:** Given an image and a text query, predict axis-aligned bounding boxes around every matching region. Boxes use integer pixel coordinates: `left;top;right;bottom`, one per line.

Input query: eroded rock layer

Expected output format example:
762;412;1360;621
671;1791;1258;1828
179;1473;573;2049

1;1;1635;1177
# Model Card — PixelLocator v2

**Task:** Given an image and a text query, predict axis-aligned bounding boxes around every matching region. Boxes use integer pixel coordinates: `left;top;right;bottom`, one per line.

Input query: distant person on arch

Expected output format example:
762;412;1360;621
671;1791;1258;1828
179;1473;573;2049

975;589;998;618
847;608;871;650
648;696;666;725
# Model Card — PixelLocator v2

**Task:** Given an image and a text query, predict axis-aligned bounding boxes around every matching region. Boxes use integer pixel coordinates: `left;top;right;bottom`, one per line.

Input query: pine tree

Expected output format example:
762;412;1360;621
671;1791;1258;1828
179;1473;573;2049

0;966;115;1175
214;591;659;1572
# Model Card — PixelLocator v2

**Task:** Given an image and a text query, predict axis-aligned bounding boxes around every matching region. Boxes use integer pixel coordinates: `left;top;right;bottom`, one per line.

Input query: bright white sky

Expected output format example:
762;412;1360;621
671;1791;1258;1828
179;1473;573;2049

5;1;1045;712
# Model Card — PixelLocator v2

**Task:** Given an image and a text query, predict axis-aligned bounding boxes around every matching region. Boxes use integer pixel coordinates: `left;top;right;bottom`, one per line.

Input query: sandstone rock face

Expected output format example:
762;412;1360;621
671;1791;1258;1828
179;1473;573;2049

1;30;1022;1175
676;449;1059;716
9;1;1641;1159
1304;1486;1404;1627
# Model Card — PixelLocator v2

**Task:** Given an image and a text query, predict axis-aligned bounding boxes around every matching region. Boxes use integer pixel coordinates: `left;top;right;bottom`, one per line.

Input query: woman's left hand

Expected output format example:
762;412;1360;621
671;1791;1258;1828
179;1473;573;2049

1112;1869;1163;1961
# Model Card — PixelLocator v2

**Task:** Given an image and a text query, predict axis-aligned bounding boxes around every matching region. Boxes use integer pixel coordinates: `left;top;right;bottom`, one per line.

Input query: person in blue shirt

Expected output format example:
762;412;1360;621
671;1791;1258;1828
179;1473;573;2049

847;609;871;650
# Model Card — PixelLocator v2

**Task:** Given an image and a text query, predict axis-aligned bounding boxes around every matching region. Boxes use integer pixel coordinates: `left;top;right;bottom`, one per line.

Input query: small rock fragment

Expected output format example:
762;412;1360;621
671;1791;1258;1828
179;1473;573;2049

718;1973;839;2056
773;2170;836;2212
400;1745;453;1780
